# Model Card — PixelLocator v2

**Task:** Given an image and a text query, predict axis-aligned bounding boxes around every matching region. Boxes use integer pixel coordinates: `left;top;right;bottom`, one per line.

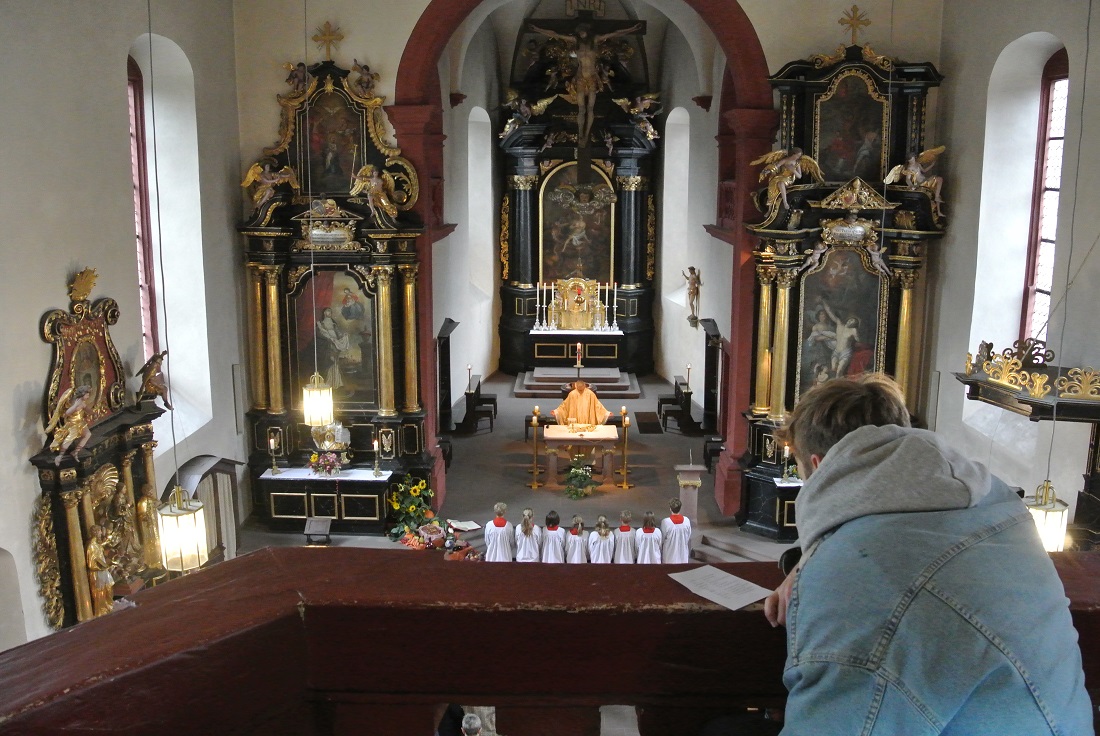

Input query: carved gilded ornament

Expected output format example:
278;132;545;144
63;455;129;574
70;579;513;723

894;270;919;289
539;159;564;176
60;489;82;509
964;352;974;377
371;265;395;285
1056;367;1100;401
814;178;897;213
499;195;511;280
808;45;847;69
820;214;880;247
862;44;896;71
774;269;800;288
757;265;779;284
33;494;65;629
59;468;78;484
983;354;1027;390
39;469;55;483
646;195;656;281
1026;372;1053;399
398;264;419;281
287;266;311;291
616;175;646;192
121;449;137;468
510;175;539;191
125;423;154;439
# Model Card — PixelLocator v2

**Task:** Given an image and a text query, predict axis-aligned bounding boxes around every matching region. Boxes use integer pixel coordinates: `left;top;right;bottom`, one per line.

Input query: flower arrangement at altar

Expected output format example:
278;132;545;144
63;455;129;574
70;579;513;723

387;474;435;540
308;451;341;476
564;455;599;500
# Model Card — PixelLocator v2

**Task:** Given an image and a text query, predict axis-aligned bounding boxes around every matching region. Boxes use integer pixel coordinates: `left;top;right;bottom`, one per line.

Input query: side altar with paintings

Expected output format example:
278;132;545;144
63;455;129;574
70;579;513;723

237;49;429;533
739;31;949;540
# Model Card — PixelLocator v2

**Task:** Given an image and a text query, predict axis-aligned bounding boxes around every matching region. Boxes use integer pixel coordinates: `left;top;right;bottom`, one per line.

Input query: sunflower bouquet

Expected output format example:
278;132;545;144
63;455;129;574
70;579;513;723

387;474;435;540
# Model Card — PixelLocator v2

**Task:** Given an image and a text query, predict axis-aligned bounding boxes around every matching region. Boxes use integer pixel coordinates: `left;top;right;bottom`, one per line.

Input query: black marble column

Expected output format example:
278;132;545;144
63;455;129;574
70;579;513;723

615;173;647;286
507;167;539;286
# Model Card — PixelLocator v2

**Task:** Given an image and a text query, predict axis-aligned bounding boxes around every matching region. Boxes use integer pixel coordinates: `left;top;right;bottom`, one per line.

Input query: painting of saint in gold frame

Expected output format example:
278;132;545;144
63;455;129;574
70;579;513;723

291;269;377;409
539;162;616;283
813;70;889;183
293;88;369;196
795;247;888;399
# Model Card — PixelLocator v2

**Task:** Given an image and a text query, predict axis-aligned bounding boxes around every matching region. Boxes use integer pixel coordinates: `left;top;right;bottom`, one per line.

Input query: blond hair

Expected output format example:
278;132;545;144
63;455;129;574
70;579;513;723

521;507;535;536
619;509;632;524
571;514;584;534
493;502;507;516
777;373;910;465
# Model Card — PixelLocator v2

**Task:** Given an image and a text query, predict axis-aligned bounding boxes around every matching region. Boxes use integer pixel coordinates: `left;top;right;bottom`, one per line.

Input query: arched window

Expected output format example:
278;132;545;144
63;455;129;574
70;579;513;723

128;56;159;358
1022;48;1068;342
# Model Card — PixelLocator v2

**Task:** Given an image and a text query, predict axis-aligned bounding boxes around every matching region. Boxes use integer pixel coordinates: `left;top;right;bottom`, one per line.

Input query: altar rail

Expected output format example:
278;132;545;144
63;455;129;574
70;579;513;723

2;548;1099;734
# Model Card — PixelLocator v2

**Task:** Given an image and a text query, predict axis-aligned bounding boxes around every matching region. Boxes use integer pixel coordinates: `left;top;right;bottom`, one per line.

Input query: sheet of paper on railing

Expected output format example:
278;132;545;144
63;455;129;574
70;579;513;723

774;478;803;488
668;565;773;611
447;519;482;532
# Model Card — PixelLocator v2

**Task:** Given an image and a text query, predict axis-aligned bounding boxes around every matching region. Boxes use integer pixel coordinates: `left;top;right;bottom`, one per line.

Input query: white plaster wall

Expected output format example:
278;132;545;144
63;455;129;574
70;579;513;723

932;0;1096;518
0;0;243;646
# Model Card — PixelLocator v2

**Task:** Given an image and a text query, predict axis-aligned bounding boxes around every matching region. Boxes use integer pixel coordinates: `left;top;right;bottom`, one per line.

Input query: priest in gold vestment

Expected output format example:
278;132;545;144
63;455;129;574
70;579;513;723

553;381;611;425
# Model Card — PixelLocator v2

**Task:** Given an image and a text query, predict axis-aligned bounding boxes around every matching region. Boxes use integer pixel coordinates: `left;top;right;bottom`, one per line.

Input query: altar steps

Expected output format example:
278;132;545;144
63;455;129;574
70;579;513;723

512;367;642;399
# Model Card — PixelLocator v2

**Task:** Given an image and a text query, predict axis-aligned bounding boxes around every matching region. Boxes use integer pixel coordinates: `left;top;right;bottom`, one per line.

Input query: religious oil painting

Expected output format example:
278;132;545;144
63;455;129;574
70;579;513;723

795;247;888;400
814;71;888;183
295;90;367;196
71;340;105;413
293;269;377;408
539;163;615;283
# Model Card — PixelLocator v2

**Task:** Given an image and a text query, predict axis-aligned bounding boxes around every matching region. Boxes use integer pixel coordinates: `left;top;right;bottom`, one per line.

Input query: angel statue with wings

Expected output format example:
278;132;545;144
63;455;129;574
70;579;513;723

350;164;399;228
45;384;93;466
886;145;946;215
135;349;173;410
751;147;824;211
500;89;558;139
613;93;661;141
241;161;300;213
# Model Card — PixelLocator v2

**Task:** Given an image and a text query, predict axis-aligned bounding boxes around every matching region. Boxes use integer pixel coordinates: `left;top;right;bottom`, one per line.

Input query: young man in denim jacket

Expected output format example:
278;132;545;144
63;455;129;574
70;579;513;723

764;375;1092;734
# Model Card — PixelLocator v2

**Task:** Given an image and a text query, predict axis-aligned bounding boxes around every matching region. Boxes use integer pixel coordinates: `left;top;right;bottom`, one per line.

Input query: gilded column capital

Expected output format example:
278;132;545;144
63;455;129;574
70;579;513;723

371;265;395;285
774;269;799;288
260;266;283;286
895;270;919;289
60;489;83;509
141;440;159;453
756;265;778;284
397;263;419;282
510;174;539;190
121;449;137;468
616;175;647;191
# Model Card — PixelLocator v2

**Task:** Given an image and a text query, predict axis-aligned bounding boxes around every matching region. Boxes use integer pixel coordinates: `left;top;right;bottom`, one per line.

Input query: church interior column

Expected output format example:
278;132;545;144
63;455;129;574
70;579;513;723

373;266;398;417
615;175;647;286
398;264;421;413
895;269;919;407
61;490;92;623
752;264;776;415
246;264;268;411
508;172;538;285
261;266;285;414
767;268;797;422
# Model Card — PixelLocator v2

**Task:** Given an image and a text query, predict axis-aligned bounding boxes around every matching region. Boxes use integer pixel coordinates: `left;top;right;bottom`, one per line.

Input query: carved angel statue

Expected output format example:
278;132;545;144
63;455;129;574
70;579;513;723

241;161;300;213
885;146;946;214
135;349;173;410
798;240;828;273
500;89;558;139
865;241;893;278
613;93;661;141
45;385;93;466
282;62;310;96
351;59;380;99
751;148;824;210
350;164;399;228
85;524;114;618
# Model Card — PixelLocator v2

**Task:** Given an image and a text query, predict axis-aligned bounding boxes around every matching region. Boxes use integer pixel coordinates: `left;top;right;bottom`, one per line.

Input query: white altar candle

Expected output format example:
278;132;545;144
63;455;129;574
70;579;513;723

535;281;540;309
613;282;618;317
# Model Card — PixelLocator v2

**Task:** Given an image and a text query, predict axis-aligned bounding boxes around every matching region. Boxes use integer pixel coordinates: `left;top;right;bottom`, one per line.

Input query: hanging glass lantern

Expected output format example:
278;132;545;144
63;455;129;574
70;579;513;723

157;486;209;572
302;372;334;427
1026;480;1069;552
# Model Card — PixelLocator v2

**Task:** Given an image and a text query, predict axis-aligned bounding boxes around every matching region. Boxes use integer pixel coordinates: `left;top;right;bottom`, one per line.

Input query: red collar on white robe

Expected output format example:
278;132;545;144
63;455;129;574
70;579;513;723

492;517;507;527
619;525;632;532
570;529;580;535
670;514;684;524
546;525;559;531
643;527;656;533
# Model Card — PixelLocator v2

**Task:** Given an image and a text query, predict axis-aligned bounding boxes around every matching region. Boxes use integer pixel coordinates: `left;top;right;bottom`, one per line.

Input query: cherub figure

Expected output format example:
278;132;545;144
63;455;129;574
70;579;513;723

613;94;661;141
798;241;828;273
241;161;300;213
886;146;946;215
282;62;310;96
602;130;618;156
45;385;93;466
350;165;399;228
750;147;824;211
350;59;380;99
866;241;893;278
499;89;557;139
135;349;173;410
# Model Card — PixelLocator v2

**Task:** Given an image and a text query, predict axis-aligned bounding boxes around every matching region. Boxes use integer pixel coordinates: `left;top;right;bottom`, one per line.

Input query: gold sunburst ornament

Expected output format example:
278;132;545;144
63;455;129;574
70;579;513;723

68;268;98;303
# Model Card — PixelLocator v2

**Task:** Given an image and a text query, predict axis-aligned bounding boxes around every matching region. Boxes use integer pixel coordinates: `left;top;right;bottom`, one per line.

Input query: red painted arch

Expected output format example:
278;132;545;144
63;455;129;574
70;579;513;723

392;0;777;515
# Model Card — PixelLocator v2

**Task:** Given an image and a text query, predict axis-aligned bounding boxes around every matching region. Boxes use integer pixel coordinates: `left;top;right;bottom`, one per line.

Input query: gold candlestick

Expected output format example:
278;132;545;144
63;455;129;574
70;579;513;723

268;435;281;475
616;407;631;475
373;438;382;477
617;416;634;489
527;414;544;488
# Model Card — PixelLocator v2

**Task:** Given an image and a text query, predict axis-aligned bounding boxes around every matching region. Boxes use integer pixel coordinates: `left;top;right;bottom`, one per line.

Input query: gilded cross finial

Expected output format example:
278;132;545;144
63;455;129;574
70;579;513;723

312;21;344;61
839;5;871;46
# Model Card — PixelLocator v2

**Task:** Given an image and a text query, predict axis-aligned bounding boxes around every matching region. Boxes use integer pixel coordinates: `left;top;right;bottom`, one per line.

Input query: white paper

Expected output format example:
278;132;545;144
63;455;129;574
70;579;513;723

668;565;773;611
447;519;482;532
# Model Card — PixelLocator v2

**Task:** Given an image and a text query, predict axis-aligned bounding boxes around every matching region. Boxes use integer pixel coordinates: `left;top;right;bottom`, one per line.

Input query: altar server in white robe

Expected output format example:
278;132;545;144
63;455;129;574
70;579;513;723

484;502;515;562
515;507;543;563
613;509;636;564
588;515;616;563
660;497;693;564
635;511;663;564
566;515;588;564
541;510;567;563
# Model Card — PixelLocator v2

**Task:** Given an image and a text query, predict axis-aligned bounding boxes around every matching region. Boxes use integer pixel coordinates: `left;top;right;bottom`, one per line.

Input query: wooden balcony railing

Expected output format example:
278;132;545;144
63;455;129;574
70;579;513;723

1;547;1098;735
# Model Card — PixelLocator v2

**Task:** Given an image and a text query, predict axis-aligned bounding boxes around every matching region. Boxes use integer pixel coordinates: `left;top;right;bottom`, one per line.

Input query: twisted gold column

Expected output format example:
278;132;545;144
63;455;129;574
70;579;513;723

247;264;268;410
752;265;777;415
767;270;797;422
398;264;421;412
262;267;286;414
373;266;398;417
61;490;92;622
895;270;918;408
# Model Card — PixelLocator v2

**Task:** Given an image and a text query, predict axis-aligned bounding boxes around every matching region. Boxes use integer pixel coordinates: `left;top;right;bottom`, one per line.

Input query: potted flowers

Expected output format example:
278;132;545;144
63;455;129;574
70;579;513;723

387;474;435;540
308;451;341;476
563;454;599;499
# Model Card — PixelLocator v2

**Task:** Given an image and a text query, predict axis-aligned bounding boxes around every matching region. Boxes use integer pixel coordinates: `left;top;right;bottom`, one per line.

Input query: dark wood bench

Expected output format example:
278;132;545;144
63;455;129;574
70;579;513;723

457;375;492;433
660;377;699;433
